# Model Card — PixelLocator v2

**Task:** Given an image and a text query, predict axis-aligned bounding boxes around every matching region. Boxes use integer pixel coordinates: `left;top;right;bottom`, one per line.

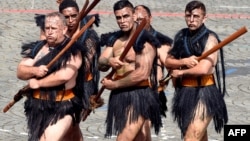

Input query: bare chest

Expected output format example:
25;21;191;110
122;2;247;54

113;39;135;63
34;45;50;62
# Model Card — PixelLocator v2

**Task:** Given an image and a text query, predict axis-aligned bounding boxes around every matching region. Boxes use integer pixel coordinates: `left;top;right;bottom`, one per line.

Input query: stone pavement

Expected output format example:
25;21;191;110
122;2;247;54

0;0;250;140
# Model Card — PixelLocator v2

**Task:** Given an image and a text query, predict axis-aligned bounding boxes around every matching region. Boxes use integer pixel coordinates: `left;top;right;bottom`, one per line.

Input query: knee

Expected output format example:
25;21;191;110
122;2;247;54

184;129;207;141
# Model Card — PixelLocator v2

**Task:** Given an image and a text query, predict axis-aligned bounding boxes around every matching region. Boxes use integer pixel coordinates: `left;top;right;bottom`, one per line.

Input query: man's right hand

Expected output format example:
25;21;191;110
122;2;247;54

108;56;124;69
182;55;198;68
35;65;48;78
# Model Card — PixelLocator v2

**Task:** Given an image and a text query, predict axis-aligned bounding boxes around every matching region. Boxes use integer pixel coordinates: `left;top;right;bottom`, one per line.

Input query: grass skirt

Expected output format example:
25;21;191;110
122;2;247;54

172;85;228;137
105;86;162;137
159;90;168;117
24;96;83;141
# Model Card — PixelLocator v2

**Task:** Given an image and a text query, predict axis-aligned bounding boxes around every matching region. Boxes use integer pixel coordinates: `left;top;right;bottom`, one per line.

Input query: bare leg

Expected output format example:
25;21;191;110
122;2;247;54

116;111;145;141
63;124;83;141
40;115;73;141
134;120;152;141
201;131;208;141
184;103;212;141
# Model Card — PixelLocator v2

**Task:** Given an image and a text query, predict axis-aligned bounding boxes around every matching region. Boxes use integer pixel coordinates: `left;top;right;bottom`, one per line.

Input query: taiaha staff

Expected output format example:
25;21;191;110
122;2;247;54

2;17;96;113
68;0;101;37
159;26;248;85
68;0;101;36
81;18;148;121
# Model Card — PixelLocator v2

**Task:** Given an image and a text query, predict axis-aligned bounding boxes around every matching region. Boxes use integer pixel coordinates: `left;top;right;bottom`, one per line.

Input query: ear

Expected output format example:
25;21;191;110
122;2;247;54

202;15;207;23
133;13;137;21
63;25;68;35
149;15;152;24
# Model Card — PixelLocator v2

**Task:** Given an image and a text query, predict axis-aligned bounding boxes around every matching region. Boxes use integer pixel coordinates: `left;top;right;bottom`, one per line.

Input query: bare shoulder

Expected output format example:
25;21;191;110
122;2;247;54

205;34;219;51
137;42;155;57
19;57;35;66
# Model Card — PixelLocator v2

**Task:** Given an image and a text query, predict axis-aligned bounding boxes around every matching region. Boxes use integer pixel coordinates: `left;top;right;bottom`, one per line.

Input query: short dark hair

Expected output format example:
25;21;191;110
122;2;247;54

185;0;206;15
113;0;134;12
134;5;151;17
59;0;79;13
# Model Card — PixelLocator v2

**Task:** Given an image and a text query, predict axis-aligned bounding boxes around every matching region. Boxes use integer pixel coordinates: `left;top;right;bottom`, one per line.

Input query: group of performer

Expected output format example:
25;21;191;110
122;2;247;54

15;0;228;141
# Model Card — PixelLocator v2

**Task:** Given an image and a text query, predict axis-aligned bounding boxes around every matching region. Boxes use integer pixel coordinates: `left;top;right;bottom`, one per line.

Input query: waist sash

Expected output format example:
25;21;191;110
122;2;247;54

33;89;75;101
182;74;215;87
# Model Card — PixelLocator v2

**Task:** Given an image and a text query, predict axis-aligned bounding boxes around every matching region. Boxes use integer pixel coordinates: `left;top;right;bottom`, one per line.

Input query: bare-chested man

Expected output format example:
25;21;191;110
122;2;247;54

98;1;162;141
134;5;173;139
17;12;87;141
58;0;101;120
134;4;173;117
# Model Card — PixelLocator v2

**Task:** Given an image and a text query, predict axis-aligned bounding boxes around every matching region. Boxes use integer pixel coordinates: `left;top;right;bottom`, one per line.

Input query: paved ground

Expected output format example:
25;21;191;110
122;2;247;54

0;0;250;140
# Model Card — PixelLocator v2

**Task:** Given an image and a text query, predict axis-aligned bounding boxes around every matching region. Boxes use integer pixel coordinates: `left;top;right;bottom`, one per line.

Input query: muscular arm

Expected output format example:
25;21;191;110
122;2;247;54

29;51;82;89
115;42;156;88
158;44;170;65
171;35;218;77
17;58;48;80
157;44;171;80
165;54;198;69
98;46;113;71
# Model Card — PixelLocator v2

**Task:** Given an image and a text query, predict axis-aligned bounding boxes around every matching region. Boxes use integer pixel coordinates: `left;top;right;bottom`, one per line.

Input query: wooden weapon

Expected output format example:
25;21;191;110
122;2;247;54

69;0;101;36
3;15;96;113
81;18;148;121
159;26;248;85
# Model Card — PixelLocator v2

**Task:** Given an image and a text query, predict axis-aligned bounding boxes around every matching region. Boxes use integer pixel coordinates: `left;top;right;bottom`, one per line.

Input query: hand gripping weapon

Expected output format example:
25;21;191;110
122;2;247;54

159;26;248;86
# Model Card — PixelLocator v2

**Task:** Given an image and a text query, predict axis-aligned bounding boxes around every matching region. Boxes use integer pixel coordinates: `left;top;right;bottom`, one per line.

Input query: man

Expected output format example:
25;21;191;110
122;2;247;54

165;1;228;141
59;0;101;120
17;12;87;141
35;0;101;120
134;4;173;117
98;1;162;141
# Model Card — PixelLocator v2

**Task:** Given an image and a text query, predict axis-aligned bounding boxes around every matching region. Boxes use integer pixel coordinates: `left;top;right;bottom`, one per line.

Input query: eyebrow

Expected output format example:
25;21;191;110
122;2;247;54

116;13;130;19
64;14;78;18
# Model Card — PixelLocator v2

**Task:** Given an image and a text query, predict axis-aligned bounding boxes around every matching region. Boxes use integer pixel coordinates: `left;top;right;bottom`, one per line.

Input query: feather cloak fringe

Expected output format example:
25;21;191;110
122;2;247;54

78;22;101;96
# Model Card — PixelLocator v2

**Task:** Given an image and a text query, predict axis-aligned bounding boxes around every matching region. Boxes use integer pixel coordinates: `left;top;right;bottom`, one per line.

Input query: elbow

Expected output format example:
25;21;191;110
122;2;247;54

164;63;172;69
198;67;210;75
16;73;24;80
16;70;27;80
164;57;176;69
164;58;170;68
